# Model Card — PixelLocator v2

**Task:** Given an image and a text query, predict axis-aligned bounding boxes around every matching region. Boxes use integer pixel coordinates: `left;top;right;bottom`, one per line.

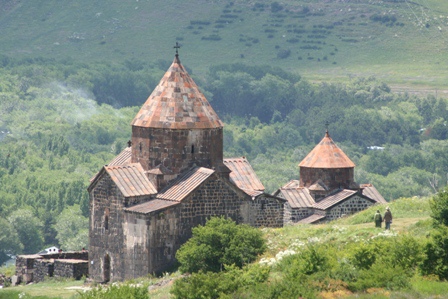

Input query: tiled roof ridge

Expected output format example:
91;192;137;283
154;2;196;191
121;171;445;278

156;166;215;202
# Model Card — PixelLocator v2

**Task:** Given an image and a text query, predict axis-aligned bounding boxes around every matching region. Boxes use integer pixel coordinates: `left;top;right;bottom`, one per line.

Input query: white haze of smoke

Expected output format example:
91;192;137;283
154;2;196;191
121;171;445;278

46;82;99;124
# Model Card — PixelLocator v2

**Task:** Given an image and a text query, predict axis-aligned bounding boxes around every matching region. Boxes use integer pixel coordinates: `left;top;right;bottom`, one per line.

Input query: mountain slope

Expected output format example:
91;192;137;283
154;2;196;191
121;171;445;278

1;0;448;86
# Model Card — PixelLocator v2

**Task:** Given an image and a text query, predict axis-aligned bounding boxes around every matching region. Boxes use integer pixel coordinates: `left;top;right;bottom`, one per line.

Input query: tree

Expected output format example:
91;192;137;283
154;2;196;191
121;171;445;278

54;204;88;250
0;218;23;265
176;217;266;273
8;208;44;254
430;186;448;227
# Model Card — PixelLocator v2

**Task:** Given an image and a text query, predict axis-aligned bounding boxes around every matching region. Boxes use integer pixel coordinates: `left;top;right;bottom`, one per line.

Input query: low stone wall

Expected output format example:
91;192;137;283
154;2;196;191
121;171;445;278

16;251;89;284
33;259;54;283
54;260;89;280
41;251;88;261
15;255;42;284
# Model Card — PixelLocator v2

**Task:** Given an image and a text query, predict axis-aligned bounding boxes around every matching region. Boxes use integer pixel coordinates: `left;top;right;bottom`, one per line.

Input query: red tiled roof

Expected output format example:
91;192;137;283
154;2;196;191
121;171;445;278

297;214;326;224
299;131;355;169
278;180;315;208
131;55;223;129
124;199;180;214
105;163;157;197
108;147;132;166
89;147;132;182
312;189;358;210
224;157;265;196
361;184;387;204
157;167;215;202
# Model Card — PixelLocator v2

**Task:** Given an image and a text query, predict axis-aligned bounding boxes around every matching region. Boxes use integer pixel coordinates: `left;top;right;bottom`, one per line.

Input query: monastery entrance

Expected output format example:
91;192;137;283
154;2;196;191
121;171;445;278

103;254;111;282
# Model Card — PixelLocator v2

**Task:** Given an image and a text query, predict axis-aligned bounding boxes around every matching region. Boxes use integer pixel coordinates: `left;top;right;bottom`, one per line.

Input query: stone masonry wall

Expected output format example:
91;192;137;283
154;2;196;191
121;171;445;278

283;203;313;224
147;176;247;275
250;196;283;228
131;127;223;174
300;167;354;191
41;251;88;260
89;173;152;282
54;260;88;280
33;259;54;283
323;195;375;221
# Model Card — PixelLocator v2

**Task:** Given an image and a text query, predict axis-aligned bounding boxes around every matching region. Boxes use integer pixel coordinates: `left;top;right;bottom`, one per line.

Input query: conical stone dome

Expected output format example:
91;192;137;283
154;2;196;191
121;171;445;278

299;131;355;169
132;55;222;129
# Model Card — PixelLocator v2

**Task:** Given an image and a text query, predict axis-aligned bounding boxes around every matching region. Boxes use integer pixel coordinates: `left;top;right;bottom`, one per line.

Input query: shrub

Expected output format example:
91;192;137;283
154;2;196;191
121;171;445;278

278;244;334;279
420;226;448;279
77;283;148;299
349;261;410;291
277;49;291;59
176;217;266;273
430;187;448;226
171;264;270;299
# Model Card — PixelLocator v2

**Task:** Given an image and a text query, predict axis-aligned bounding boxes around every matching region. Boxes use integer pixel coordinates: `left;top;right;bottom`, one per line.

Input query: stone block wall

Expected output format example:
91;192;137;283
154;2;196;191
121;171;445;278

283;203;313;224
54;260;88;280
41;251;88;260
89;174;127;282
33;259;54;283
300;167;354;191
15;255;42;284
250;196;283;228
323;195;374;221
131;127;223;174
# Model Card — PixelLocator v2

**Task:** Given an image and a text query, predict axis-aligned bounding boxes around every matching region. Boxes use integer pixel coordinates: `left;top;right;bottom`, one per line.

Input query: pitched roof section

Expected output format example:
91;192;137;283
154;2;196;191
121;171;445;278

313;189;361;210
124;199;180;214
109;147;132;166
297;214;326;224
224;157;265;197
277;180;315;208
105;163;157;197
361;184;387;204
131;55;223;129
157;167;215;202
299;131;355;169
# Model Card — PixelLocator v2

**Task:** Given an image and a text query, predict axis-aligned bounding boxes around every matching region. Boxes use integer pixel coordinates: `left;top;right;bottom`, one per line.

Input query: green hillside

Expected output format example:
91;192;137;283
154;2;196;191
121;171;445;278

1;0;448;88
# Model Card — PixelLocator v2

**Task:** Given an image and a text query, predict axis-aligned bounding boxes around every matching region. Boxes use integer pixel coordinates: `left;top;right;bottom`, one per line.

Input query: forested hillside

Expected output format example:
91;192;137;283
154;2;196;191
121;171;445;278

0;56;447;262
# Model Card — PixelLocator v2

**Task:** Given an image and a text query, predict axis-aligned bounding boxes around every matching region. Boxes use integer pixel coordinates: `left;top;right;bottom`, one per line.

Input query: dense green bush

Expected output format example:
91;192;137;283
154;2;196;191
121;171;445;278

171;264;269;299
349;261;411;291
77;283;148;299
430;187;448;226
421;226;448;280
176;217;266;273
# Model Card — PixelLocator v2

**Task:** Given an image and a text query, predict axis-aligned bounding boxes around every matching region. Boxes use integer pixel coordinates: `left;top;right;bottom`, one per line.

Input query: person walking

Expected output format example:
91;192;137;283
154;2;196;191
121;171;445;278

374;210;382;228
384;207;393;230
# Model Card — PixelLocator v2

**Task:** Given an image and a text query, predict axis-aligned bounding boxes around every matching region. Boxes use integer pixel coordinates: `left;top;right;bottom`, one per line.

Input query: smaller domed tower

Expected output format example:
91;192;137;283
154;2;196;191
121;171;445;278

299;129;356;198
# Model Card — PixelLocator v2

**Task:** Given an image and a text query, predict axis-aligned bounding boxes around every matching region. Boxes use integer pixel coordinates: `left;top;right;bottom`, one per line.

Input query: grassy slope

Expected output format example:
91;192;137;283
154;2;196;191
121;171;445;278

1;0;448;89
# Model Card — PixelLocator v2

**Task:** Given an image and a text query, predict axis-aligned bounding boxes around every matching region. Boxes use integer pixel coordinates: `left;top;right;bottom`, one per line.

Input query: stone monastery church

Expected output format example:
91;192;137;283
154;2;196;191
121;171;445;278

87;51;386;282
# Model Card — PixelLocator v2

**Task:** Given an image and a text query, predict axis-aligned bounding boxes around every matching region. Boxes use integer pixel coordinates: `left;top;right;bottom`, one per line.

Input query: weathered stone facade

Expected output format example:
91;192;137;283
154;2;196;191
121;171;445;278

320;195;375;221
54;260;89;280
283;203;313;225
33;259;54;282
15;251;89;284
131;127;224;174
299;167;355;191
89;172;284;281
